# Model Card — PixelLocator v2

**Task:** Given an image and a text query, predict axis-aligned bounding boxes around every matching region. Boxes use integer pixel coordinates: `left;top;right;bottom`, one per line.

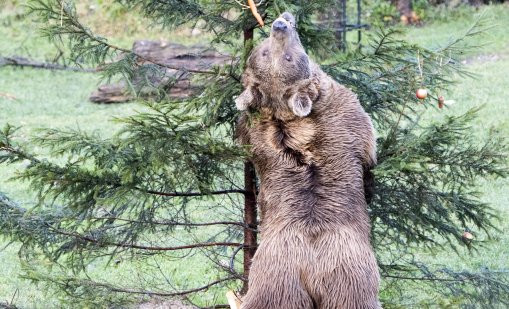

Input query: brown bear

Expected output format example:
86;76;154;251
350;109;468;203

235;12;381;309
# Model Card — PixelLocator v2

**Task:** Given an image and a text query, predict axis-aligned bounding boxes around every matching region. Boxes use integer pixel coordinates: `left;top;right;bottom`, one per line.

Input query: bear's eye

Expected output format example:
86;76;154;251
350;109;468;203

285;54;292;61
262;49;269;56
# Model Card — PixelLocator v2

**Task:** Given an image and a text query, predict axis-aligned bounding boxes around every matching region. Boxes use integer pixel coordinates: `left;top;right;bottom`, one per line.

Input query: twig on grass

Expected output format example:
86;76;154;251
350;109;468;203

0;92;18;100
0;56;96;72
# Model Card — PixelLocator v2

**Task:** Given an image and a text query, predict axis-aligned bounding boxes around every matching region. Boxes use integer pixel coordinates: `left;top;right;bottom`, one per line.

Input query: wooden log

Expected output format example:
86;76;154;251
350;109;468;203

90;40;231;103
89;82;132;104
226;291;242;309
0;92;18;100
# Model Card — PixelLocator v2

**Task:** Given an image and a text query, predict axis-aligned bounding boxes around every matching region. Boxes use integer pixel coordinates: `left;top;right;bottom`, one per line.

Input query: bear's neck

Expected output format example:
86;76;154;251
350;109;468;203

269;34;301;54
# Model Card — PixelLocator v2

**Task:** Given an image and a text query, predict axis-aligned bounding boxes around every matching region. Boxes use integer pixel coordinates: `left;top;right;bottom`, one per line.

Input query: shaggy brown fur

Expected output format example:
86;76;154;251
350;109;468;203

235;12;381;309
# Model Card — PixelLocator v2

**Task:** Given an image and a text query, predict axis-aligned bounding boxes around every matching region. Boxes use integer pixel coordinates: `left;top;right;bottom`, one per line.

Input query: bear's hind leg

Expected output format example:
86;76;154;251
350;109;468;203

312;231;381;309
240;272;314;309
241;235;314;309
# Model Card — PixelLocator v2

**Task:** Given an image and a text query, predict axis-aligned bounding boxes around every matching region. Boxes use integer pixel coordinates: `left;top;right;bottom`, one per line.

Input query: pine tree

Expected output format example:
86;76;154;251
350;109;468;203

1;1;508;308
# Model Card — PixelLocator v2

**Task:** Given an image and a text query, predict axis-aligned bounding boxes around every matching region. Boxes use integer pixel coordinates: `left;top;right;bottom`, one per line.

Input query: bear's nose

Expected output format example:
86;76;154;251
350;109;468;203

272;20;287;32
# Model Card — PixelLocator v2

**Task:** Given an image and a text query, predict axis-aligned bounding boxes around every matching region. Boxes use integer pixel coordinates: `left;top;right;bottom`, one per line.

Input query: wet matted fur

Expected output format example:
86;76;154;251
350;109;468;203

235;12;381;309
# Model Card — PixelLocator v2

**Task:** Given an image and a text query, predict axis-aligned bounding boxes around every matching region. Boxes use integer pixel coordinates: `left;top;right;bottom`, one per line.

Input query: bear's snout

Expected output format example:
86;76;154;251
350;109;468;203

272;19;288;32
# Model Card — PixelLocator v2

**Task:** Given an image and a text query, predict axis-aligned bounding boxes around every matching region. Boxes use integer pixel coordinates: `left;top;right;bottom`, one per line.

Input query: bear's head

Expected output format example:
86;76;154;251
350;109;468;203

235;12;318;118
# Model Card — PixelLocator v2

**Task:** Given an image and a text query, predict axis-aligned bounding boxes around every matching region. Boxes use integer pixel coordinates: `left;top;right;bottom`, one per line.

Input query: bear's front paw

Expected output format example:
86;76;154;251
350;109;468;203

235;88;254;111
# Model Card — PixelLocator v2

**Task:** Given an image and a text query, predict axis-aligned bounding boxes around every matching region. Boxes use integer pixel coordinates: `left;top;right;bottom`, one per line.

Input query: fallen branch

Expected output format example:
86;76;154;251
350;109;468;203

0;56;96;72
0;92;18;100
226;290;242;309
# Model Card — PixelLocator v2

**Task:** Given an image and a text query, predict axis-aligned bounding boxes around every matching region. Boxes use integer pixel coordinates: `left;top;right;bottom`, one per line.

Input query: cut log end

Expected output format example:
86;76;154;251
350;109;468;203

226;290;242;309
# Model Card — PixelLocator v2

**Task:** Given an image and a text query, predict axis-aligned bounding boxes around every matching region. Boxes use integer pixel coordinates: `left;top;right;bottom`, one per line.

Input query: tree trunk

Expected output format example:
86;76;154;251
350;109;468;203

241;28;258;295
318;2;344;51
395;0;412;20
242;161;257;294
393;0;420;25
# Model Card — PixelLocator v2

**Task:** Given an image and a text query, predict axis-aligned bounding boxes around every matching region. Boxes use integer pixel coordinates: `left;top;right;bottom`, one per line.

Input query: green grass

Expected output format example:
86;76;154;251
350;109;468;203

1;1;509;308
402;4;509;55
0;0;213;62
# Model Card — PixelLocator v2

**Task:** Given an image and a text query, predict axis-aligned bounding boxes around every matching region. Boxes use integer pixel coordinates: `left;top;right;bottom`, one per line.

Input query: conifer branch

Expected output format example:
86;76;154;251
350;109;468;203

1;141;246;199
92;216;254;230
60;23;221;75
27;0;225;75
34;274;237;299
76;276;237;297
145;188;248;197
0;144;39;164
48;227;243;251
383;274;467;282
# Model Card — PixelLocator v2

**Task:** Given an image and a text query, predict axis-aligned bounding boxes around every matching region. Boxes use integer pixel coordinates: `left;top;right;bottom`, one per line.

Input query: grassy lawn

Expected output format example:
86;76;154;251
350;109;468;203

1;1;509;308
403;5;509;54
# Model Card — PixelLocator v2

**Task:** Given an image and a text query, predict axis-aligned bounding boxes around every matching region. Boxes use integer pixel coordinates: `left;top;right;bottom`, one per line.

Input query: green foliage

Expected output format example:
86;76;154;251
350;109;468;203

364;0;491;26
1;0;508;308
367;0;400;26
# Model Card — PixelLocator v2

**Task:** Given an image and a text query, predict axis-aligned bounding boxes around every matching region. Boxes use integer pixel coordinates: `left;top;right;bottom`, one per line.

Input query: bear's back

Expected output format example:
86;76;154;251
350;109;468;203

237;71;374;233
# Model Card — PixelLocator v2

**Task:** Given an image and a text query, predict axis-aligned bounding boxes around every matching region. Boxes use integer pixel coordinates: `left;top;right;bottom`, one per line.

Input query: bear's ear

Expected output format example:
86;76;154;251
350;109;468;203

235;87;254;111
289;93;312;117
